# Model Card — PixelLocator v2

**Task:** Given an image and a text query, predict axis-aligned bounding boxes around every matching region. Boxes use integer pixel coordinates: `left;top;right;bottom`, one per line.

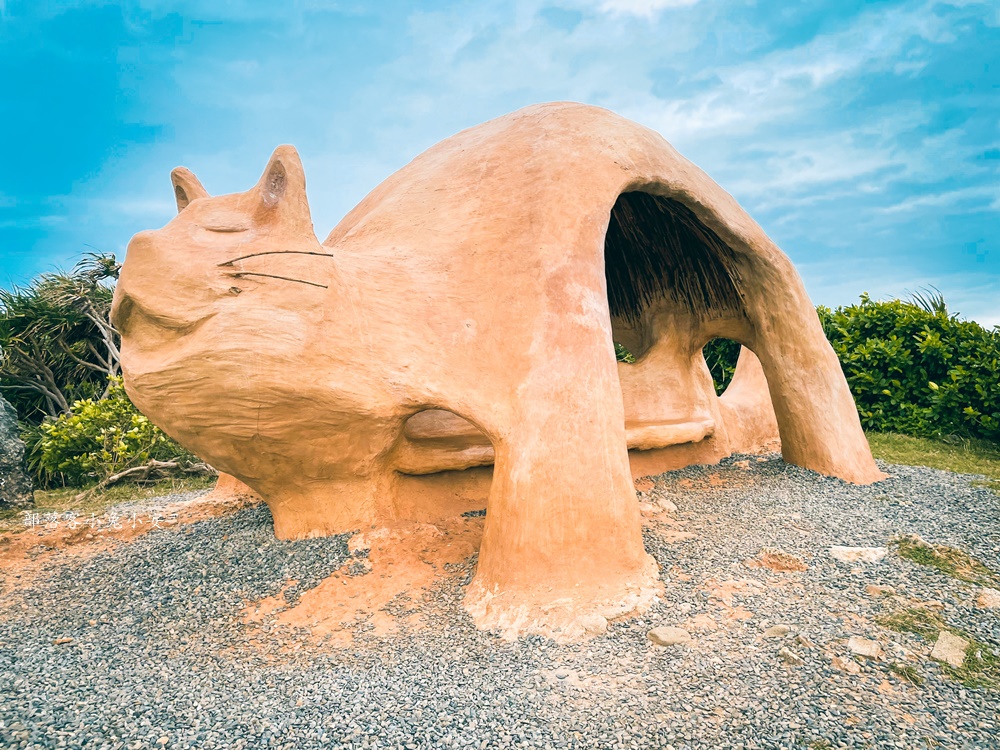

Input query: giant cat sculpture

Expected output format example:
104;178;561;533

112;102;882;640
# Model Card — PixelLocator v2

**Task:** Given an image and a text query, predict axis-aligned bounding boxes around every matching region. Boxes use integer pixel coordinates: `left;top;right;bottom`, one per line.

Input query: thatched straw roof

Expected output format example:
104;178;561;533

604;192;745;324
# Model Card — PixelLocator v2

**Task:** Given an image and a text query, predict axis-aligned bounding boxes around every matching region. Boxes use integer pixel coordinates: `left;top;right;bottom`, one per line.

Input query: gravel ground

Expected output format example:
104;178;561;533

2;456;999;749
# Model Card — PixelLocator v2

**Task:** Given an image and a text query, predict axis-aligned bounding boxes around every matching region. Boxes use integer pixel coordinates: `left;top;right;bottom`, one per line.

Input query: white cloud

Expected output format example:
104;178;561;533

876;185;1000;215
626;1;956;144
27;0;997;323
597;0;699;19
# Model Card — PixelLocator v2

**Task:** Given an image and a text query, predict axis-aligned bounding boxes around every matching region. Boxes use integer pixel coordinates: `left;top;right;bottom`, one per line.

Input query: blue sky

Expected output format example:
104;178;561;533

1;0;997;324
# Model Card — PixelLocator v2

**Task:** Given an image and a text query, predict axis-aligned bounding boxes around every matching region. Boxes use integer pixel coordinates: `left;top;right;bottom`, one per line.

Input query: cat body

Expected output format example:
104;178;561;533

113;102;880;639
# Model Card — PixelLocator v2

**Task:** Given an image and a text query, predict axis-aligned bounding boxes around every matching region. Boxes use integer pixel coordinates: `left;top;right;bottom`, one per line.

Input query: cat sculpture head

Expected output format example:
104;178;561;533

111;146;322;343
111;147;336;477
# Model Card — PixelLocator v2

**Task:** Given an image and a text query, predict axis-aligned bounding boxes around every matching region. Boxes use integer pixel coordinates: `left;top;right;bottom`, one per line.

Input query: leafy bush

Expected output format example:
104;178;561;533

614;342;636;363
26;378;193;487
689;296;999;442
617;339;737;393
819;295;1000;442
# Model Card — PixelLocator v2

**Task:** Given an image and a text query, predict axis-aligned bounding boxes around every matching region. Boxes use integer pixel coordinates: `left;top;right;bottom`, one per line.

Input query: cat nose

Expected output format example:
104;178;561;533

121;231;157;274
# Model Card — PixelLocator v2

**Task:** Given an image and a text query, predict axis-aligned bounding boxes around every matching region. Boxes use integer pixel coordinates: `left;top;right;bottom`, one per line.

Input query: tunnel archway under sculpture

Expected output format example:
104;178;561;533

112;102;884;641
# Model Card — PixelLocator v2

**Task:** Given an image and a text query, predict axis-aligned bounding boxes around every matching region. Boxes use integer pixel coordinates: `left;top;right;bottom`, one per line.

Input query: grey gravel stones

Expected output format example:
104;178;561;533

2;455;1000;749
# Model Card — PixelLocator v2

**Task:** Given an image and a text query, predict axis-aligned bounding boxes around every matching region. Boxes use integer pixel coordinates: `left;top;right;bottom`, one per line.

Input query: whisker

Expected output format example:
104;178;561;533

225;272;328;289
218;250;335;267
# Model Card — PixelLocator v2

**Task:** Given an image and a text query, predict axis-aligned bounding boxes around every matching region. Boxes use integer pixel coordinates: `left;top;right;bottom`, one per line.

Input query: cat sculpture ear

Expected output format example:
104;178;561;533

253;145;313;232
170;167;210;212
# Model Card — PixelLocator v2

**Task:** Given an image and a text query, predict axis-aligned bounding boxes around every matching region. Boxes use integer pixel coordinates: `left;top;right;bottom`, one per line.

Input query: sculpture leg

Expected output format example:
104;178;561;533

463;373;660;641
748;310;884;484
260;468;398;540
203;472;262;503
716;347;781;455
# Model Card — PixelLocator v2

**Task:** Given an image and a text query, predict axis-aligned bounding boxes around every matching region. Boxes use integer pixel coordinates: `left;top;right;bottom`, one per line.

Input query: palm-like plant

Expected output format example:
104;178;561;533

908;286;950;317
0;253;121;421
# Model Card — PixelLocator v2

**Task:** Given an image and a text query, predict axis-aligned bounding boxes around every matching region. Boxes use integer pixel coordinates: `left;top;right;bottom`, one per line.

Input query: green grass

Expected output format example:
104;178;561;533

943;637;1000;690
878;607;946;640
892;534;1000;587
0;476;216;534
890;662;924;686
878;604;999;690
867;432;1000;487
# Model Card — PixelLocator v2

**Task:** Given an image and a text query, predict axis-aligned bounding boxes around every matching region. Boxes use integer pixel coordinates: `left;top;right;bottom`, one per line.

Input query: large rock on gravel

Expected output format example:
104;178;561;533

848;637;883;660
976;588;1000;608
829;546;887;564
865;584;895;597
763;624;792;638
778;647;804;665
0;395;33;509
647;626;692;646
930;631;968;668
831;655;862;675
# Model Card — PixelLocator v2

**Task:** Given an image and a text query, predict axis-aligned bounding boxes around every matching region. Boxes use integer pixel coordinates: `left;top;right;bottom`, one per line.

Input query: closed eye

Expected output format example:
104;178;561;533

203;224;250;233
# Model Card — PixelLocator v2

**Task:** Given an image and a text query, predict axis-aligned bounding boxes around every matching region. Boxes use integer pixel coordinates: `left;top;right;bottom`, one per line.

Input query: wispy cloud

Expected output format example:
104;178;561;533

876;186;999;214
597;0;699;19
1;0;997;324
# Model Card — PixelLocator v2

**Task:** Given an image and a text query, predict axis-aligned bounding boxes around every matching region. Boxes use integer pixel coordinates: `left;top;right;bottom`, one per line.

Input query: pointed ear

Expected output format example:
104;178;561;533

171;167;210;212
254;145;312;230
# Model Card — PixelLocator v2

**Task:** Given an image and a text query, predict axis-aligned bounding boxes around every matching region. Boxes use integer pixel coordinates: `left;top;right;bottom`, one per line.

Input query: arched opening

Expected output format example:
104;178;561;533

604;190;745;357
702;337;741;395
396;409;495;475
605;190;755;475
392;409;495;522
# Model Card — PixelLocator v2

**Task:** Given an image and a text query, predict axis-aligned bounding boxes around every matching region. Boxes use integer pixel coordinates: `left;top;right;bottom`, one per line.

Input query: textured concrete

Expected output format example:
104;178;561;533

113;102;881;639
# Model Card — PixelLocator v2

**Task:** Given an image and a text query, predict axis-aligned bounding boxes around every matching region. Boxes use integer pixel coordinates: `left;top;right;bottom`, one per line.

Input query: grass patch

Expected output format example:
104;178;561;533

0;476;216;534
942;637;1000;690
878;606;946;640
892;534;1000;587
867;432;1000;487
890;662;924;686
878;604;1000;690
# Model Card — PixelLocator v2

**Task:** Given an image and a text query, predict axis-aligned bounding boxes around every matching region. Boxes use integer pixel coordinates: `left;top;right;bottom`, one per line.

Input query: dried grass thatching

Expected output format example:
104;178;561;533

604;191;745;324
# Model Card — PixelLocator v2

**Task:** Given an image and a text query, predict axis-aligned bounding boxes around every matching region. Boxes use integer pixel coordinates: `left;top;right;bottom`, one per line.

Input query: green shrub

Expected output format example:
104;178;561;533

614;342;636;364
0;253;120;423
691;296;999;442
26;377;192;487
703;338;740;394
819;295;1000;442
